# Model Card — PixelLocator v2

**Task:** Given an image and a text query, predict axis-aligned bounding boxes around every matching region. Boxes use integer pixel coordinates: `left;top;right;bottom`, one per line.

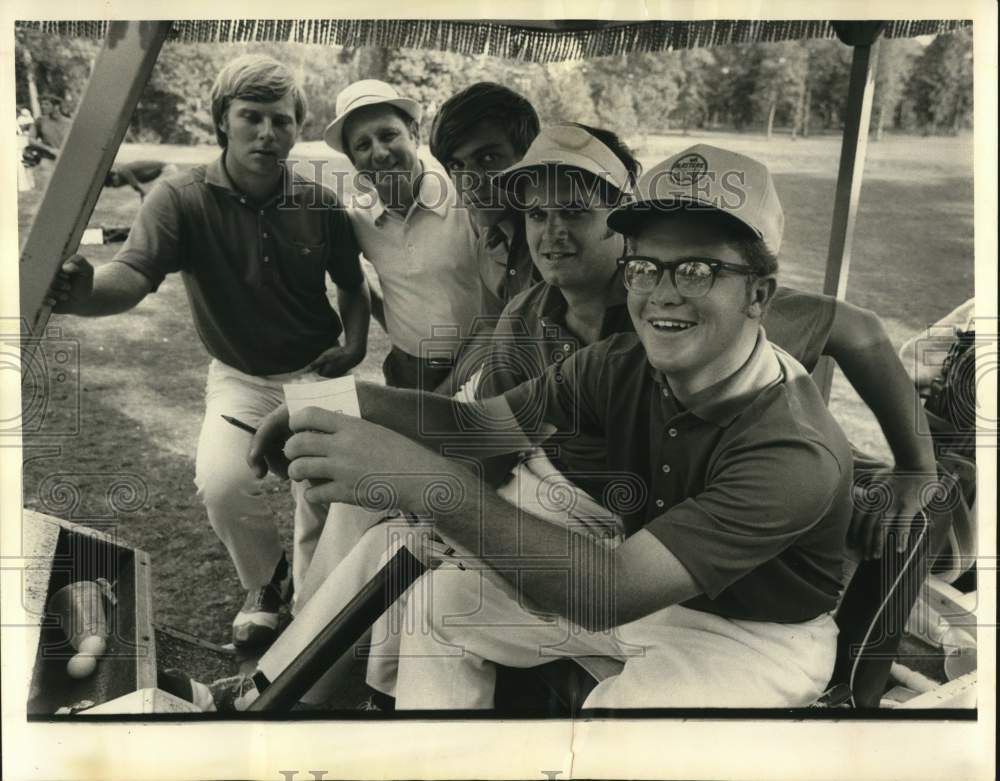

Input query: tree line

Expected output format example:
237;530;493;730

14;28;973;147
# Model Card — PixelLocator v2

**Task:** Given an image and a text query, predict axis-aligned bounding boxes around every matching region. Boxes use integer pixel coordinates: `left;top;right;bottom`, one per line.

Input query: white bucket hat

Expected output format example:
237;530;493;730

323;79;422;155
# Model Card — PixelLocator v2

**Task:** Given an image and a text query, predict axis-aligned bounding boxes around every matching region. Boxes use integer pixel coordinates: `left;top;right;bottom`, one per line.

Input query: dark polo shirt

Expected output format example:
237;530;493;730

476;280;631;492
477;280;632;400
764;286;837;373
114;156;363;376
501;330;853;623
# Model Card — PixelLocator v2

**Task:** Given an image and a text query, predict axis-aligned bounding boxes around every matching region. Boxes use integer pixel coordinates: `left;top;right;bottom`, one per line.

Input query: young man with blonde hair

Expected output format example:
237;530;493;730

46;54;370;648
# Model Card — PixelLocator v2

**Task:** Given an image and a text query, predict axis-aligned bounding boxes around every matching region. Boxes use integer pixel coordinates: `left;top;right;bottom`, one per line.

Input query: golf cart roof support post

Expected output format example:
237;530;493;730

17;20;172;340
813;21;885;402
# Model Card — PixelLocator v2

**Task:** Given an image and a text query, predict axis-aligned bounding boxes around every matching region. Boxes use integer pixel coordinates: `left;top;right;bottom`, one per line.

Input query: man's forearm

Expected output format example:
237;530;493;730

369;287;388;333
337;282;371;359
357;381;532;457
412;466;622;631
69;263;151;316
840;333;937;472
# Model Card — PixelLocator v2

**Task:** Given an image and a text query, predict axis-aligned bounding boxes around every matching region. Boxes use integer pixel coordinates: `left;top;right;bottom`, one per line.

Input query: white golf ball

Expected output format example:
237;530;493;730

66;653;97;679
78;635;107;656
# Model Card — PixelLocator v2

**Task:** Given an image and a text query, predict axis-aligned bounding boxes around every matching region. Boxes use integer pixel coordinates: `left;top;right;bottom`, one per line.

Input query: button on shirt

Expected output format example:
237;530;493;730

113;156;363;376
500;330;854;623
349;165;479;358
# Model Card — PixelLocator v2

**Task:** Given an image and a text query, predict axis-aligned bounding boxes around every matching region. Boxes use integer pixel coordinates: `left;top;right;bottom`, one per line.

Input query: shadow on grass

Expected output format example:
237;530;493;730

22;383;297;645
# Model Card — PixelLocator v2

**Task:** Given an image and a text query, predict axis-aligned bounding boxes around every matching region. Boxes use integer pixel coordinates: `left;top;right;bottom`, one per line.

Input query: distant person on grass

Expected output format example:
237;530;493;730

44;54;371;649
27;94;71;160
103;160;180;201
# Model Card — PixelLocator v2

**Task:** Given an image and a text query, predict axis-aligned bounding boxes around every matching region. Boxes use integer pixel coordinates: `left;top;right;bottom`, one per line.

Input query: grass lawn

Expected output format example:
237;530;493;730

18;131;974;647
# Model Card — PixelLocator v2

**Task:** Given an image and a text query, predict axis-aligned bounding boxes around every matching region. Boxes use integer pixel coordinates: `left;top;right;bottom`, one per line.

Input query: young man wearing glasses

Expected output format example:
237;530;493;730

243;145;856;709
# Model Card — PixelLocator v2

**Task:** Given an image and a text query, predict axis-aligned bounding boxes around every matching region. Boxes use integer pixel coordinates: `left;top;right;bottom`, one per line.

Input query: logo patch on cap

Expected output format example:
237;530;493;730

669;153;709;185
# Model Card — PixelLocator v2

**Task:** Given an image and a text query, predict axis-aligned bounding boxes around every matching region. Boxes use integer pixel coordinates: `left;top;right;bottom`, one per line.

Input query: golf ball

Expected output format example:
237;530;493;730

66;653;97;679
78;635;107;656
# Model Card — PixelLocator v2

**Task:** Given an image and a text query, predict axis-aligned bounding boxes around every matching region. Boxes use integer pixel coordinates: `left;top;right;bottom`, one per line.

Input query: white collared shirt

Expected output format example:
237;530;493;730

349;161;479;358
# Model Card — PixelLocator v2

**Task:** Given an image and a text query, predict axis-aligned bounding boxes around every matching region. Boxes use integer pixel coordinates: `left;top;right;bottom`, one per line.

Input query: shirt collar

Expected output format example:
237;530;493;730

494;214;518;243
205;154;235;192
205;153;296;206
654;327;783;427
537;284;569;324
537;281;631;334
367;160;450;226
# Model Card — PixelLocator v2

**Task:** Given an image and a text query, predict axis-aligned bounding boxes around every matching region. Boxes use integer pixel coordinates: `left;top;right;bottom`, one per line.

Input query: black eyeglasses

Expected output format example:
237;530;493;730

618;255;755;298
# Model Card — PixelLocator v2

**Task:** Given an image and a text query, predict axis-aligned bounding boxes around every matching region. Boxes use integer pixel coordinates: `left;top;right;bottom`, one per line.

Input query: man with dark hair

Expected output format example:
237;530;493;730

430;83;541;320
427;83;542;394
45;54;371;649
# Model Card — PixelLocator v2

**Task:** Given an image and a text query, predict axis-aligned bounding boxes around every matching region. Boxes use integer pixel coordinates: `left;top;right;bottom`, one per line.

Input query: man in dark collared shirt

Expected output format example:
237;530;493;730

46;54;370;649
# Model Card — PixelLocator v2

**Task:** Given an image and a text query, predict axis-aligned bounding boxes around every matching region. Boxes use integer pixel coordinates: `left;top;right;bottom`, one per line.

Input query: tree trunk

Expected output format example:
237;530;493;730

21;46;40;117
791;83;806;139
874;102;885;141
766;98;777;140
802;84;811;138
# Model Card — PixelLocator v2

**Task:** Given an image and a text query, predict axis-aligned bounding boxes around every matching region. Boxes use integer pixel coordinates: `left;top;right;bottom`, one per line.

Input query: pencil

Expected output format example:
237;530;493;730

221;415;258;435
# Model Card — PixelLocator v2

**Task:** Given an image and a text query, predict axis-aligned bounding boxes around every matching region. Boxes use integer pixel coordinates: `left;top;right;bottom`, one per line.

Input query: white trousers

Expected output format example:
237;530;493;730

255;451;838;709
368;561;838;710
193;359;328;591
256;517;437;704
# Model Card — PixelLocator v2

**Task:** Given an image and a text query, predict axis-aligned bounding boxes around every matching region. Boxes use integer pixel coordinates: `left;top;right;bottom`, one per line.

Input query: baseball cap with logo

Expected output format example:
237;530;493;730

607;144;784;254
323;80;422;155
493;124;632;204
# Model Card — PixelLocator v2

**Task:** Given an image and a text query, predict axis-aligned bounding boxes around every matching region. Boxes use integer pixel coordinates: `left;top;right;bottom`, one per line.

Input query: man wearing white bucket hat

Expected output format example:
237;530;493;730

325;79;480;393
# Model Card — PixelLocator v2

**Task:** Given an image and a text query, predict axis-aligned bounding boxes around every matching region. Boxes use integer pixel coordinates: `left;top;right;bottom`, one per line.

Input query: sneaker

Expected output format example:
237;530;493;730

357;691;395;712
232;554;292;648
209;674;260;712
158;668;217;712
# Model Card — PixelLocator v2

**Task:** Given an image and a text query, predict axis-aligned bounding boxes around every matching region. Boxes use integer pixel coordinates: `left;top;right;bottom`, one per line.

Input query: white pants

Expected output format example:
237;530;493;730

256;451;837;709
193;359;329;591
255;449;611;703
294;505;387;609
368;561;838;710
256;517;437;704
